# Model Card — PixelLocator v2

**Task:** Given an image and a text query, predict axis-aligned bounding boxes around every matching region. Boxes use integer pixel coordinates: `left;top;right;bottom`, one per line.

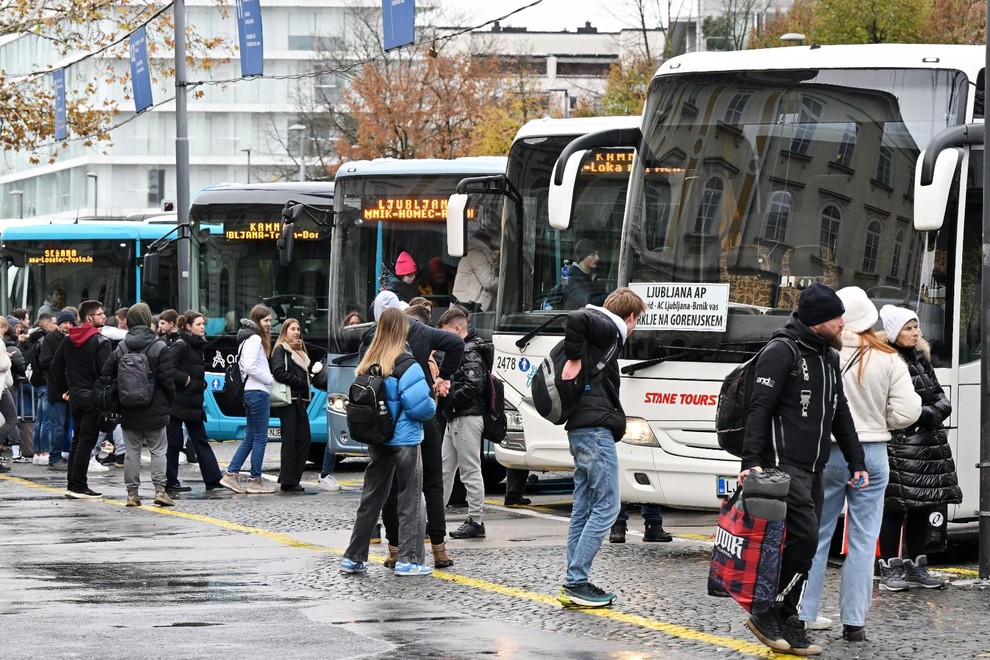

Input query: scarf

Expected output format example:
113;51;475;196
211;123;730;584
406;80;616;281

280;342;311;371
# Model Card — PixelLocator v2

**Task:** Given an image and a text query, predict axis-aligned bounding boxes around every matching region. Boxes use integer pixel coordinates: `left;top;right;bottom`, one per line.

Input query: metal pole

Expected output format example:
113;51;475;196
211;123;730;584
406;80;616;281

175;0;191;312
298;129;306;182
244;148;251;183
980;0;990;579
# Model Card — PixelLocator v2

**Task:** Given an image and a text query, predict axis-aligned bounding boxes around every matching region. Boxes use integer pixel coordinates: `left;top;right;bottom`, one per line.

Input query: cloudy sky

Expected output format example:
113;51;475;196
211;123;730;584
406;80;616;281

439;1;645;33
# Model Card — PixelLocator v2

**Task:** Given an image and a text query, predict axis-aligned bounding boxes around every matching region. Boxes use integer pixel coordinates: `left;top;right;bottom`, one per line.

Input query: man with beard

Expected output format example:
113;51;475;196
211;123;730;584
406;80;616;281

738;283;868;656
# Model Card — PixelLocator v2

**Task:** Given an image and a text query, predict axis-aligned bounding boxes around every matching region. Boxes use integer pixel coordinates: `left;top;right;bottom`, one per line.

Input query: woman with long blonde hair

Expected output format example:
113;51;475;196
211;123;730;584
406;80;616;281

340;308;436;577
271;318;314;492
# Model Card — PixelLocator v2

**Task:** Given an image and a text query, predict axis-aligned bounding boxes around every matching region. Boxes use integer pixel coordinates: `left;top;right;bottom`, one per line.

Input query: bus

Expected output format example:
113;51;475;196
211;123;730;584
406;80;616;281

546;44;984;516
447;117;641;482
188;182;333;447
325;157;506;485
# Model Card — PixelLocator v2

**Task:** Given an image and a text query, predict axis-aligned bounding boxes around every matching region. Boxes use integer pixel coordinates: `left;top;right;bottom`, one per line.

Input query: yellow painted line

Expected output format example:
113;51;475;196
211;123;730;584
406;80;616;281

939;566;980;577
3;473;771;657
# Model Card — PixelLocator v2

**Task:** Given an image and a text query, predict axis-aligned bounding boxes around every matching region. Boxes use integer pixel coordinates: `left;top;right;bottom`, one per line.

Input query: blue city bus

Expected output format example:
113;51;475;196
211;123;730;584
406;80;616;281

189;182;333;449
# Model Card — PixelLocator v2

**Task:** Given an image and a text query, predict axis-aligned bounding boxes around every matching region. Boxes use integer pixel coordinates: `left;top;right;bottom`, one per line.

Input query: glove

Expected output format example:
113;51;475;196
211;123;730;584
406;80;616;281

310;360;324;375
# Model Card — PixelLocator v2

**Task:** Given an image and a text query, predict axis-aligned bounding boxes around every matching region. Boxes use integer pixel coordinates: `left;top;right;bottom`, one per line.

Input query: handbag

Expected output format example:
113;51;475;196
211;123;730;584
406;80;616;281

269;351;293;408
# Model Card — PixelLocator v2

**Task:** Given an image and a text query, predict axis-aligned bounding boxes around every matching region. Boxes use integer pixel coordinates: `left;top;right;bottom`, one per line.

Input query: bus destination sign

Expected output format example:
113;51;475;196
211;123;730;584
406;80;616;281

223;222;322;240
582;149;635;175
29;249;94;265
362;196;475;222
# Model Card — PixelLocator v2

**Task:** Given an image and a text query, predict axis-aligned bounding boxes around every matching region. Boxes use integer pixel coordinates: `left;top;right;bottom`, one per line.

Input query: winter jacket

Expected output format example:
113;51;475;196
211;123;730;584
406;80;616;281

383;353;437;446
51;325;113;413
562;306;627;441
359;318;465;388
561;266;604;310
22;327;46;386
442;330;492;420
40;328;67;403
169;331;207;423
271;344;311;402
237;319;273;393
451;238;498;311
102;325;176;430
0;350;12;396
885;337;962;511
4;334;26;382
741;314;866;474
385;276;419;304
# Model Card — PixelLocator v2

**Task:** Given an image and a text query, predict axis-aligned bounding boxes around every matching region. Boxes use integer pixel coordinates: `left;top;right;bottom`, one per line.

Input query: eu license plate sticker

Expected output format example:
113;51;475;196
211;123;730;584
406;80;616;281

267;427;281;440
716;476;737;498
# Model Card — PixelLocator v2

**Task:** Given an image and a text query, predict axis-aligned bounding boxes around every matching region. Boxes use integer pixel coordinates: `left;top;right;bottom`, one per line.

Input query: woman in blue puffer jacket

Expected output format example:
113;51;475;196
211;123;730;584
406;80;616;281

340;307;435;577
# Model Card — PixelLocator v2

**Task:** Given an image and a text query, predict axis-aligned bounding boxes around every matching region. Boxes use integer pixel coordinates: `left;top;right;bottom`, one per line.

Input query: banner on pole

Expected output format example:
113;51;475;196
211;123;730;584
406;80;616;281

53;69;67;141
382;0;415;51
236;0;264;77
129;27;153;113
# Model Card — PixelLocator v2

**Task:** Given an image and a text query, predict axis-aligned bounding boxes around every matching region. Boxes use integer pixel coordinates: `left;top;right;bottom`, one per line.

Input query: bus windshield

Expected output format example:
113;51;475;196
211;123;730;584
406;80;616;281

622;67;969;363
500;137;630;333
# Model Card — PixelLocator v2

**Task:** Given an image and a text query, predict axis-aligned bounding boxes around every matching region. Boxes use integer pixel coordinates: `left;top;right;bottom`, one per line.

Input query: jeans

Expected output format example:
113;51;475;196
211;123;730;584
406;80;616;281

383;415;446;545
123;426;167;492
227;390;270;479
321;441;336;476
32;387;50;454
48;400;69;464
441;415;485;521
616;503;663;527
565;427;620;586
167;418;222;487
801;442;890;627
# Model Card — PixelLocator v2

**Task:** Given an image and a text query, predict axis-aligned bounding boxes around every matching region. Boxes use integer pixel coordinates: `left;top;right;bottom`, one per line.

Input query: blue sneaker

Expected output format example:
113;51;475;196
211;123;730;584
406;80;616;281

558;583;615;608
339;558;367;574
393;562;433;577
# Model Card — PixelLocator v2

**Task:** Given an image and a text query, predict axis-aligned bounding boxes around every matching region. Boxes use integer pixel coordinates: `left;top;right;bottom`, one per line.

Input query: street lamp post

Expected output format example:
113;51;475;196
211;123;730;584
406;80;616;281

289;124;306;182
241;147;252;183
9;190;23;219
85;171;99;217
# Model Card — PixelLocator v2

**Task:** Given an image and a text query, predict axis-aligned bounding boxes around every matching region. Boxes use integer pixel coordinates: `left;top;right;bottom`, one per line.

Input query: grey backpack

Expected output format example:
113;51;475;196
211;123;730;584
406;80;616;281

116;342;161;407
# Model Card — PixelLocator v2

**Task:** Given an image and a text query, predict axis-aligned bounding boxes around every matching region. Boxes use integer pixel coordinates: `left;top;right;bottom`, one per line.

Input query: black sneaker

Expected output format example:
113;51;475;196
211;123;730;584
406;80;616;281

280;484;305;493
558;582;615;608
842;624;867;642
745;611;790;652
782;615;823;655
166;484;192;493
65;488;102;500
449;517;486;539
98;452;119;465
643;524;673;542
609;523;627;544
504;492;531;506
113;453;124;467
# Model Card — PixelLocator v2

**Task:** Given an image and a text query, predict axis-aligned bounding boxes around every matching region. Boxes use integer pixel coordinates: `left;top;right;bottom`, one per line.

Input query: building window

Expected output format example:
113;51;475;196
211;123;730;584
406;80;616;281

764;190;791;242
724;91;752;126
876;145;893;186
819;204;841;260
791;96;823;155
694;176;723;234
315;71;340;104
863;219;882;273
836;122;857;167
890;229;904;278
147;168;165;206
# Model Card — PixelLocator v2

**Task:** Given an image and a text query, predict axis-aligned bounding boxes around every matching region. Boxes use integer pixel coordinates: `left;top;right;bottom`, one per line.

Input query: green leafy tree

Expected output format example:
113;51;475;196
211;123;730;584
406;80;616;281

580;56;657;117
747;0;817;49
811;0;930;44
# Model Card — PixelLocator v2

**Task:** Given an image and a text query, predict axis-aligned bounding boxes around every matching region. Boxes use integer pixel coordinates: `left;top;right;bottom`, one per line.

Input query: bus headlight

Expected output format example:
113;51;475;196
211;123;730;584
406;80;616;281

620;418;659;447
504;402;523;433
327;393;348;415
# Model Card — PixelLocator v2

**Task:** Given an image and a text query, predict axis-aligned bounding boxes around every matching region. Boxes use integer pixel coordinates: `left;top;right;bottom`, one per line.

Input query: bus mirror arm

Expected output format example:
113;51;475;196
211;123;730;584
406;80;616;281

331;352;360;366
551;127;642;187
919;123;983;186
915;123;982;232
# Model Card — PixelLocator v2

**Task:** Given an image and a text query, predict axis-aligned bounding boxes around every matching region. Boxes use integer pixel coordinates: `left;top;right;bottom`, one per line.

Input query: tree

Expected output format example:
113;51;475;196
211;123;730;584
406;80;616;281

468;69;552;155
580;55;657;117
810;0;929;44
747;0;817;49
920;0;984;44
704;0;774;51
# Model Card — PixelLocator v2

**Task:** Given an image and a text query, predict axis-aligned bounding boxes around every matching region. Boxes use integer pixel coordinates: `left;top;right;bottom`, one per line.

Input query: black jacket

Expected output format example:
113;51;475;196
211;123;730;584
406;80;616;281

102;325;176;429
22;327;47;385
169;331;207;423
442;330;491;420
885;340;962;511
360;318;465;388
562;307;626;441
561;267;604;309
40;328;67;403
52;325;113;413
271;344;311;402
4;334;26;382
741;314;866;474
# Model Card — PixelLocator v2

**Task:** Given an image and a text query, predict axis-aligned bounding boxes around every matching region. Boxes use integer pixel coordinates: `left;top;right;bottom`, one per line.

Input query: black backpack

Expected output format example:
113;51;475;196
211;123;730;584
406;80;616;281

531;334;619;425
346;364;397;445
25;337;45;387
482;370;507;443
115;341;162;408
220;343;248;410
715;338;800;457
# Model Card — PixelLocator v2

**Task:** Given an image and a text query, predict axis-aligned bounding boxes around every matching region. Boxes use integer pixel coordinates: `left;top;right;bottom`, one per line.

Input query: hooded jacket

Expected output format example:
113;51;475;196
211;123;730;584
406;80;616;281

383;353;437;446
562;306;627;441
561;265;604;310
4;332;26;382
102;325;175;430
169;331;207;423
441;329;492;420
237;319;273;393
741;314;866;474
40;327;68;403
51;324;113;412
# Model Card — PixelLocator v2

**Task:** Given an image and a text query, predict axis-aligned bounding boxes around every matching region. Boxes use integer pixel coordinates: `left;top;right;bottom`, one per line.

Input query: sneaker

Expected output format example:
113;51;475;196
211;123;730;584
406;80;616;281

804;616;832;630
125;492;142;507
643;523;673;542
842;624;867;642
244;477;276;494
609;523;626;544
782;615;823;656
12;455;32;464
449;517;486;539
745;611;790;652
504;492;531;506
878;558;911;591
204;480;225;491
48;461;68;472
317;474;341;492
903;555;946;589
280;484;305;493
88;458;109;473
32;453;49;465
113;453;124;467
340;557;368;574
154;490;175;507
166;484;192;493
0;463;10;473
219;472;247;494
393;562;433;577
65;488;102;499
558;583;615;608
97;452;117;465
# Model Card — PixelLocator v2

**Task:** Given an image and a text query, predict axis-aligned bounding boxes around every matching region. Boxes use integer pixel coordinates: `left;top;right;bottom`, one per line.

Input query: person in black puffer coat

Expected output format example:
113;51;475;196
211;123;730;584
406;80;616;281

271;318;313;492
877;305;961;590
165;311;223;493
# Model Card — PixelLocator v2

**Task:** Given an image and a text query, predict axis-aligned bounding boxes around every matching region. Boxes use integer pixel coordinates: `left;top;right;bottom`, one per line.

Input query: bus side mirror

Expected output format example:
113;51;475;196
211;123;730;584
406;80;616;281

142;251;160;289
278;222;295;266
548;149;588;230
446;193;469;257
913;148;960;232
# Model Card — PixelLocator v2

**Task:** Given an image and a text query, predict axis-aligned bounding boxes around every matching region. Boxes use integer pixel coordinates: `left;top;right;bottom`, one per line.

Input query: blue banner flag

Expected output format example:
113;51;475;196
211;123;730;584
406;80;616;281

129;26;153;113
236;0;264;77
382;0;415;51
53;69;67;141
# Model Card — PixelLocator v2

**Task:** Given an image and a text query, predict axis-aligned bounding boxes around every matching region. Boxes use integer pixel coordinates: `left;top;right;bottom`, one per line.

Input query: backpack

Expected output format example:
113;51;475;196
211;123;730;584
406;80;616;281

219;343;248;410
25;337;45;387
116;341;161;408
91;375;120;414
482;371;507;443
715;338;800;457
346;364;396;445
531;334;620;425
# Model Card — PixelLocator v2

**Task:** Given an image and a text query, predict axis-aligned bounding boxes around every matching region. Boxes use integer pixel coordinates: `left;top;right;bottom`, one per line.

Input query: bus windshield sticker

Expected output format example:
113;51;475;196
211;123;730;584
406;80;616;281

629;283;730;332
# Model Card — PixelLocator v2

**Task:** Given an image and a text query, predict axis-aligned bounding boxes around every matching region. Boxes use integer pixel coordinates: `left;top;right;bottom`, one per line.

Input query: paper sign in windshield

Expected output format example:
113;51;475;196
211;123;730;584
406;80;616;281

630;283;729;332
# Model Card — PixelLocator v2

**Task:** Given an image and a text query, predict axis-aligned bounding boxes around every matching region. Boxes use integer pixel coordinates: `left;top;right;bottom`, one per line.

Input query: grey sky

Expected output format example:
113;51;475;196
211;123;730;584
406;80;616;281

441;1;636;33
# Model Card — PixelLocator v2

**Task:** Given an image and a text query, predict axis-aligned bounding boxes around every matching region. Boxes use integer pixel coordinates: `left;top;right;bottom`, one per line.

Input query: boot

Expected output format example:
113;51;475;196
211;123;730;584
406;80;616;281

643;523;673;542
125;491;141;507
153;490;175;507
878;558;910;591
432;542;453;568
384;545;399;569
609;523;627;544
903;555;945;589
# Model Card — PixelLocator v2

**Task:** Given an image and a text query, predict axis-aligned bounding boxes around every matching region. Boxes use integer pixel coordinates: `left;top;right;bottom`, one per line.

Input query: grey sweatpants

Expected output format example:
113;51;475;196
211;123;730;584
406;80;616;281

441;415;485;521
123;426;167;493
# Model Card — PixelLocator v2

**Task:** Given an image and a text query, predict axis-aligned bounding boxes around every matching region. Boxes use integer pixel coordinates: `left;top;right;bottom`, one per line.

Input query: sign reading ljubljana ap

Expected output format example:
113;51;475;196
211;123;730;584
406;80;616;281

629;283;730;332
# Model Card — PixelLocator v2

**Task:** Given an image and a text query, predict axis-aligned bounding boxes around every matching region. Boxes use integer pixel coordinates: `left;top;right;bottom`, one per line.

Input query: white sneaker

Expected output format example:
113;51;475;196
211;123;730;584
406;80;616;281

318;474;341;492
88;459;110;473
33;453;49;465
805;616;833;630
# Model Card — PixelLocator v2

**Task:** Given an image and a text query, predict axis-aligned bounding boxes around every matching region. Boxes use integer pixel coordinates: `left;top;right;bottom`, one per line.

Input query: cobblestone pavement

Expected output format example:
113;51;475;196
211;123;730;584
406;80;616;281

1;442;989;659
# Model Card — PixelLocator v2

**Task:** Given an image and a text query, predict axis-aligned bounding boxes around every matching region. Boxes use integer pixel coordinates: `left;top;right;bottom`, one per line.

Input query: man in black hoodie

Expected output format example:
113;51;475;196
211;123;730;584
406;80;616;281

739;283;868;656
52;300;111;499
42;310;76;469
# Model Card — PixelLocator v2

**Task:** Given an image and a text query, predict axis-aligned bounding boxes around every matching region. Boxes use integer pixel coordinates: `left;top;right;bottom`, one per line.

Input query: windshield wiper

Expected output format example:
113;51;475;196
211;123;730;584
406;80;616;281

515;313;569;350
331;352;360;366
621;346;756;375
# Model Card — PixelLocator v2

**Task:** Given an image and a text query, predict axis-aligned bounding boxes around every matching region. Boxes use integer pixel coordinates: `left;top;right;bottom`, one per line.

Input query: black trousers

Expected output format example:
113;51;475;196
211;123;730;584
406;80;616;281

166;417;223;487
383;415;446;545
276;400;311;487
66;408;100;493
776;462;823;619
506;468;530;495
879;508;930;560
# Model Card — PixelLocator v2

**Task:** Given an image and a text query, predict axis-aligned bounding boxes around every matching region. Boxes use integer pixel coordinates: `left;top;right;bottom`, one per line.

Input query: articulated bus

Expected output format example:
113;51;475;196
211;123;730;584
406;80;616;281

189;183;333;449
547;44;984;516
326;158;506;485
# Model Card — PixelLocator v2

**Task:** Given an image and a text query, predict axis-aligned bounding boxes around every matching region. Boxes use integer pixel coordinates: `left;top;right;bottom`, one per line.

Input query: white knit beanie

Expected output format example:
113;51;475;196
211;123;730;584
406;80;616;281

879;304;918;339
836;286;878;334
373;291;408;321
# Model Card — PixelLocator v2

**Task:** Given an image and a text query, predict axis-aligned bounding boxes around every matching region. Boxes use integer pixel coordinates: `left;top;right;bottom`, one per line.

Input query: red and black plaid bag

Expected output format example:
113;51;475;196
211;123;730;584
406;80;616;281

707;489;786;615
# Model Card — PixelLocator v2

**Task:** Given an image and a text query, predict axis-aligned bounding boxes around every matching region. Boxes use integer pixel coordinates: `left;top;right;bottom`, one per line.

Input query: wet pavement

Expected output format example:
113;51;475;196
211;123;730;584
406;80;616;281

2;442;989;659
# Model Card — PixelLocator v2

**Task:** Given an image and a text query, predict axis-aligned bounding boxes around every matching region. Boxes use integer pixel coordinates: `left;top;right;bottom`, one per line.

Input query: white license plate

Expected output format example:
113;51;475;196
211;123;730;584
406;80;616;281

267;427;281;440
716;475;737;498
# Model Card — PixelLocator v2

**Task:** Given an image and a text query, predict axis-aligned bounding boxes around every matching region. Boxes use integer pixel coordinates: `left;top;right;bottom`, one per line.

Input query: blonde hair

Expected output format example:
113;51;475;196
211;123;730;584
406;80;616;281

854;328;897;385
274;318;308;356
357;307;409;377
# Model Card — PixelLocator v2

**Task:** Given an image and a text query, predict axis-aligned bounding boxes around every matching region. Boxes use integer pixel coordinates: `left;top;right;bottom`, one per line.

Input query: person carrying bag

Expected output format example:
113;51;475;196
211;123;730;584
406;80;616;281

270;318;313;492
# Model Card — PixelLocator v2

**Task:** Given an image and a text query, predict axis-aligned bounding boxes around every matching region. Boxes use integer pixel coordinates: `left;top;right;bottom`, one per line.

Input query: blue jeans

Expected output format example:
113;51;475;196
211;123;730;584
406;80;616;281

565;427;620;586
801;442;890;627
321;441;336;476
616;503;663;526
47;400;69;464
226;390;270;479
32;387;50;454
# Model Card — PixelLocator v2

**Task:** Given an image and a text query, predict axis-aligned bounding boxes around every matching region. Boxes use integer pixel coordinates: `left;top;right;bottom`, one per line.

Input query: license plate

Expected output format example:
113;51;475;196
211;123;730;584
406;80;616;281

716;475;737;498
267;427;281;440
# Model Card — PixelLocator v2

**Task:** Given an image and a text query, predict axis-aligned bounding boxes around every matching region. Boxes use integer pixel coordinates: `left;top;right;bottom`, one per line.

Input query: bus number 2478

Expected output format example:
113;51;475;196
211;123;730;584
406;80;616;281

496;356;517;372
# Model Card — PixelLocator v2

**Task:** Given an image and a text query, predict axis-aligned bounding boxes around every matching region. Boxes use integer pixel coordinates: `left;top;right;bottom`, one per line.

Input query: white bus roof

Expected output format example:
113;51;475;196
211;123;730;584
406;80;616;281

658;44;984;79
191;181;334;206
334;157;508;179
513;116;641;142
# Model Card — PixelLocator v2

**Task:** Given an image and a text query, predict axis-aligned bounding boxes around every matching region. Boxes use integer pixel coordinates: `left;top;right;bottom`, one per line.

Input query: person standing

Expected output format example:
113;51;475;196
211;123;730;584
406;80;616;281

220;305;276;495
557;287;646;608
451;228;499;312
876;305;961;590
52;300;112;499
610;504;673;543
165;311;224;494
102;304;176;507
271;318;313;493
42;311;75;470
157;309;180;347
386;251;420;303
739;283;868;656
25;313;53;466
